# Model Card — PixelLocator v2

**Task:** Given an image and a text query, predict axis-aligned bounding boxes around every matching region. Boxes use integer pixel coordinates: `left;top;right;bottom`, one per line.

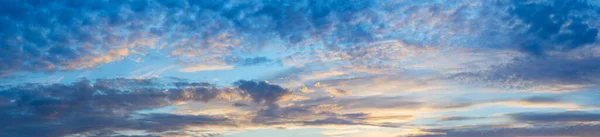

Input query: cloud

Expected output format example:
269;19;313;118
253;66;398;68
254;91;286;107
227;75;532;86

4;0;576;76
0;0;387;76
0;78;239;117
234;80;292;106
520;96;562;103
408;124;600;137
437;116;484;122
450;56;600;91
0;113;232;137
305;74;446;96
229;56;277;66
301;96;423;111
303;118;358;126
130;113;232;132
0;78;241;136
1;77;412;136
0;0;597;75
2;0;600;136
433;96;586;111
179;64;234;72
249;104;401;128
510;111;600;123
506;0;599;55
293;96;426;120
325;88;351;96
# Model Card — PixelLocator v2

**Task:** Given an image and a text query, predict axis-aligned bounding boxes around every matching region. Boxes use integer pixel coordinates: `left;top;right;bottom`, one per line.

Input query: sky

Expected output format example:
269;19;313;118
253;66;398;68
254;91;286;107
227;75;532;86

1;0;600;137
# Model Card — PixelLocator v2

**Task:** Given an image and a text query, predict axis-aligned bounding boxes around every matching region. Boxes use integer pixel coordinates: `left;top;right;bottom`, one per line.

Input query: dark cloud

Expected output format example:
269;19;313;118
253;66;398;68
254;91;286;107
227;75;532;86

250;104;393;127
0;78;236;137
132;113;231;132
225;56;279;66
510;111;600;123
252;105;320;125
234;80;292;106
238;57;273;66
450;56;600;90
520;96;561;103
2;77;393;136
325;96;422;109
241;96;420;127
430;96;570;110
445;0;600;91
233;102;250;107
3;77;397;136
0;78;234;118
1;77;358;136
303;118;357;126
437;116;484;122
506;0;599;55
0;113;231;137
408;124;600;137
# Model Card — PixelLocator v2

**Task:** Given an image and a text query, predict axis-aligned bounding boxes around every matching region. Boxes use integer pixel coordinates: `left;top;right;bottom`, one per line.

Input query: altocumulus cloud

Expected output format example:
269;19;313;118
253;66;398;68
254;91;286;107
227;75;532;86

506;0;599;55
1;0;600;136
0;0;381;76
4;0;599;77
444;0;600;91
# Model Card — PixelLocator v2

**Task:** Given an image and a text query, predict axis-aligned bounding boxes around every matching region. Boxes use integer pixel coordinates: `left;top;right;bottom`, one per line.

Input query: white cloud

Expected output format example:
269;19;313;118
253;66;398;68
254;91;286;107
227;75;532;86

179;64;234;72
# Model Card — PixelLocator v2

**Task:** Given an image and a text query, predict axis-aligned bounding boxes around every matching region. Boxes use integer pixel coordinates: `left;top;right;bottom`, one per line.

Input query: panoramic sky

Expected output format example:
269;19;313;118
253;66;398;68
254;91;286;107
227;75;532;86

1;0;600;137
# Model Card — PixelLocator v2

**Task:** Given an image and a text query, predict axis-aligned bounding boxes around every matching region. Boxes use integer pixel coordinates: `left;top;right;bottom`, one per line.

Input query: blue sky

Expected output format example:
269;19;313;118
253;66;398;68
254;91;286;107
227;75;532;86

1;0;600;137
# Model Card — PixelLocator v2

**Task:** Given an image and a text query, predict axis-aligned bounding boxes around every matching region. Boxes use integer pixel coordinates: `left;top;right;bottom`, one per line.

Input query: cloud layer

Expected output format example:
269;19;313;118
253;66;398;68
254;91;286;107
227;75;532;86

3;0;598;76
1;0;600;136
0;78;405;136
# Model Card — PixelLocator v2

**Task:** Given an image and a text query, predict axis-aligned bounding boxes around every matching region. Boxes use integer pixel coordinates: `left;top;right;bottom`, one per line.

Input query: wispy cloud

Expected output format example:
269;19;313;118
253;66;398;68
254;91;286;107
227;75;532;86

179;64;234;72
